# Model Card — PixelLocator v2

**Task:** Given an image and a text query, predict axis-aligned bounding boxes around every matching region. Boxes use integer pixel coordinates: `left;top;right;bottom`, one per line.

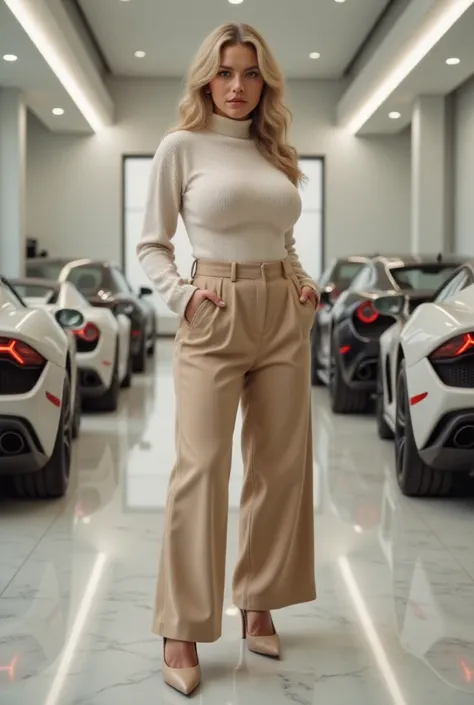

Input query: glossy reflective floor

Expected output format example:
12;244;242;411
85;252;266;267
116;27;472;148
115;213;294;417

1;340;474;704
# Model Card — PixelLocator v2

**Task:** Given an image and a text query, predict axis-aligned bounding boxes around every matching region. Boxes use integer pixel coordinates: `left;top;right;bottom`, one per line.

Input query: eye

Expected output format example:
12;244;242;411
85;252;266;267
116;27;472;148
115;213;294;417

218;70;231;78
247;71;260;78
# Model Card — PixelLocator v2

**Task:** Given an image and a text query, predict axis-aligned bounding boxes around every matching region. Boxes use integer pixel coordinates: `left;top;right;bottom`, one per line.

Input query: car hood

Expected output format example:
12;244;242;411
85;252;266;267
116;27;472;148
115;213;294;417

0;306;67;366
401;288;474;365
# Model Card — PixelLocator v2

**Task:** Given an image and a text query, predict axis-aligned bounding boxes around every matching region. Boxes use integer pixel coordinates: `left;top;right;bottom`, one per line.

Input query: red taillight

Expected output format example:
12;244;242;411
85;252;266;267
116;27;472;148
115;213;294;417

131;329;140;337
430;333;474;360
74;322;100;343
340;345;351;354
0;337;45;366
356;300;379;324
410;392;428;406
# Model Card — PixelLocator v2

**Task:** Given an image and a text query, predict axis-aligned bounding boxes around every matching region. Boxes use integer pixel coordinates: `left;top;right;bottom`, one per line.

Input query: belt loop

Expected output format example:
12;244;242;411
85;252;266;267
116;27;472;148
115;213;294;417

282;259;292;278
190;259;197;280
260;263;267;282
231;262;237;283
281;260;288;279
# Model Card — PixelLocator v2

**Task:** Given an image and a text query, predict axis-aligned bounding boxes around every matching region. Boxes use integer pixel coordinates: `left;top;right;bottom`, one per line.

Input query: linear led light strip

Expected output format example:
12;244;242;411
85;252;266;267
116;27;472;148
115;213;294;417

4;0;105;131
346;0;474;134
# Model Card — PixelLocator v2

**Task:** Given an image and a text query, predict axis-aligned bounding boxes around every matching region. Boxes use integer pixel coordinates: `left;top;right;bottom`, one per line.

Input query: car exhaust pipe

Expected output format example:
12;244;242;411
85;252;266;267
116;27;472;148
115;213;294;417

357;363;373;381
82;372;97;387
452;425;474;450
0;431;25;456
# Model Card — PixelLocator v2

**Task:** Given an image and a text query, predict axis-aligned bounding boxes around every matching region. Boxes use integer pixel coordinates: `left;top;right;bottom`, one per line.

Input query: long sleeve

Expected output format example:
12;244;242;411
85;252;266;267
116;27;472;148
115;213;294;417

285;229;319;293
136;134;197;317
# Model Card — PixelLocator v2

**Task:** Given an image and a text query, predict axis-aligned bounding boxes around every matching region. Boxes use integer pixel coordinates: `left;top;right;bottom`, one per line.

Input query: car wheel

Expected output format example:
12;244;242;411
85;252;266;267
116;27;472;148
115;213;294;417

92;341;120;412
72;379;81;440
311;326;324;386
329;335;369;414
376;356;394;440
132;330;147;373
14;375;72;499
394;360;453;497
121;348;133;389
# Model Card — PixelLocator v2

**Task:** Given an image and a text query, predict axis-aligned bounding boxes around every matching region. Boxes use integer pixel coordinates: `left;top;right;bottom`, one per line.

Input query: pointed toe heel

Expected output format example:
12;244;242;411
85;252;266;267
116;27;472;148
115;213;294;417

162;639;201;696
240;609;281;659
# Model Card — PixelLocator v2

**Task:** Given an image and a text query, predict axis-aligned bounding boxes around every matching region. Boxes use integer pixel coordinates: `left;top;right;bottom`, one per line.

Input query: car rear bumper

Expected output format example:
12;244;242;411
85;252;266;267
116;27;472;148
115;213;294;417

0;416;48;474
334;323;380;390
407;357;474;470
78;368;108;398
76;336;115;389
0;361;63;460
418;409;474;471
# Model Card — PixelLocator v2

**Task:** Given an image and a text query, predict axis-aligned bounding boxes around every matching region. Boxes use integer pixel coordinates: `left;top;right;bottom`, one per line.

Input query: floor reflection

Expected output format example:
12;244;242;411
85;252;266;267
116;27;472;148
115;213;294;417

0;340;474;704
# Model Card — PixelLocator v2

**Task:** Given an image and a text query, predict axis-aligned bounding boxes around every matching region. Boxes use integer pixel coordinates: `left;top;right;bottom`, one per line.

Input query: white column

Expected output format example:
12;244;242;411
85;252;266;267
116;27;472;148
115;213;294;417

0;88;27;277
411;95;448;254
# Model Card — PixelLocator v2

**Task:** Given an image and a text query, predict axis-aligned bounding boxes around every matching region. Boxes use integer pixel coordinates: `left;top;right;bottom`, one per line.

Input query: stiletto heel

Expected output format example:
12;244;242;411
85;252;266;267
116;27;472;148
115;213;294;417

162;639;201;696
239;609;280;659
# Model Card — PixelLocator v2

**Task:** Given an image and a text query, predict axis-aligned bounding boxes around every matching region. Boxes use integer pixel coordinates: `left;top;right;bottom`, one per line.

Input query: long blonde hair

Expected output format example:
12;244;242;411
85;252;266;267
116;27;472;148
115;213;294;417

170;23;304;186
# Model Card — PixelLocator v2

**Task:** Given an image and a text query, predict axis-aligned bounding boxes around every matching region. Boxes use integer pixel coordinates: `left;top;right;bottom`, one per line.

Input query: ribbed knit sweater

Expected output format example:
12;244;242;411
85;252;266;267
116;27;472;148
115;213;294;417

137;112;316;316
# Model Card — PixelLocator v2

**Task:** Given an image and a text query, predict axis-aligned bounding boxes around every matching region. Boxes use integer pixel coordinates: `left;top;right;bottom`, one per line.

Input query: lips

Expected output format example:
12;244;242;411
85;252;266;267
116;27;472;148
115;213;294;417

229;99;246;104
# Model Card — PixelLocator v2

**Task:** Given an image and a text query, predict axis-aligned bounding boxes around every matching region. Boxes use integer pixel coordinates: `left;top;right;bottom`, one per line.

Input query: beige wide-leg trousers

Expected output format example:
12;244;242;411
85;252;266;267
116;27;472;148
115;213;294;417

153;258;316;643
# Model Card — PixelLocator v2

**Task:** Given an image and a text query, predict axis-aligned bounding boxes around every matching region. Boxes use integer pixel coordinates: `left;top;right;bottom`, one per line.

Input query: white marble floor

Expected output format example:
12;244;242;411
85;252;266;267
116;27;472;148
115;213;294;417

1;340;474;704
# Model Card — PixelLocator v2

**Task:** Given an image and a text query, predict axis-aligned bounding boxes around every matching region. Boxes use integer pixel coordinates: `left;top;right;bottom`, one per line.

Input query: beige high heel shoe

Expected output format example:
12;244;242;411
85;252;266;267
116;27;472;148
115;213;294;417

162;639;201;696
240;609;280;659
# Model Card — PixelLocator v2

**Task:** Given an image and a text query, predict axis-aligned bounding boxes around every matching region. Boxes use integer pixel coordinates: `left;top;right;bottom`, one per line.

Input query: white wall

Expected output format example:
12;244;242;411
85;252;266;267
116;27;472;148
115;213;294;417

453;76;474;256
26;78;411;266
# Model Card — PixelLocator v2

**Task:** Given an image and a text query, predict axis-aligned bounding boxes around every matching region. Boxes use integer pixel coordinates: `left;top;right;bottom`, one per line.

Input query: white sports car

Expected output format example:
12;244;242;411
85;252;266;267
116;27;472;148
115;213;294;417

374;262;474;497
11;278;133;412
0;276;81;498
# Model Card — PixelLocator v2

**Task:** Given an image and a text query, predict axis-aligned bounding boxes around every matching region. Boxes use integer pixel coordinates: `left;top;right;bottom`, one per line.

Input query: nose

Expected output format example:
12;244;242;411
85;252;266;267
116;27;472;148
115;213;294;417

231;75;244;93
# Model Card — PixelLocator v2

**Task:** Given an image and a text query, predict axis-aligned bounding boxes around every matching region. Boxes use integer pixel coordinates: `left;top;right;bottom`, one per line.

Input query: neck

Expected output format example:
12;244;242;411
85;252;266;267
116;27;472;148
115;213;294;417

209;112;252;139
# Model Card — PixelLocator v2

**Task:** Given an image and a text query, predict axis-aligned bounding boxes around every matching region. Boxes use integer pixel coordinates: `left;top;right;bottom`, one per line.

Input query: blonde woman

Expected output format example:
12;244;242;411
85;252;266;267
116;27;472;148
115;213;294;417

137;22;318;696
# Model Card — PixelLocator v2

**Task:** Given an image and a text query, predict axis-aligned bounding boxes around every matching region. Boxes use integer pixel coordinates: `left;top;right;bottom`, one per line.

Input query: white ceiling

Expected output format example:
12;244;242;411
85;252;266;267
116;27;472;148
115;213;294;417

0;1;90;132
76;0;390;79
361;3;474;134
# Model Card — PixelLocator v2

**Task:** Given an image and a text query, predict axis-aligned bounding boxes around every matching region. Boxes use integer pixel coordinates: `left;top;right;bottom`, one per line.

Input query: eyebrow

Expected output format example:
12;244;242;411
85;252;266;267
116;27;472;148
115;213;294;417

219;64;260;71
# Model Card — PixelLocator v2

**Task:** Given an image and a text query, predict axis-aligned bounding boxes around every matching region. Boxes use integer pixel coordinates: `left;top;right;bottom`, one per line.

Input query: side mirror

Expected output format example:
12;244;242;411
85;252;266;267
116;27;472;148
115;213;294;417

139;286;153;297
373;294;405;317
55;308;85;329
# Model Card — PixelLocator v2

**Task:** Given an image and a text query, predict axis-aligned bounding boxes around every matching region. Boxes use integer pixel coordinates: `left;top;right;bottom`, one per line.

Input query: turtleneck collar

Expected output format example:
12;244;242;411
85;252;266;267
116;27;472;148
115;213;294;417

209;112;252;139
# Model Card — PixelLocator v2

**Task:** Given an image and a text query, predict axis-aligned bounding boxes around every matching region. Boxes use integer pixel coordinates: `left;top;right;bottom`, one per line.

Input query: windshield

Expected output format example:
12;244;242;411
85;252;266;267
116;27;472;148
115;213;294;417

389;265;458;292
332;261;366;288
25;261;66;280
64;265;105;295
14;283;58;303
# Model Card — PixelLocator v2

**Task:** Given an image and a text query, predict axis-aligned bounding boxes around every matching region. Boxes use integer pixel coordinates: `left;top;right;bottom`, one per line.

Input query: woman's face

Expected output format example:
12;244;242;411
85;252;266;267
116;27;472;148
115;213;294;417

207;43;264;121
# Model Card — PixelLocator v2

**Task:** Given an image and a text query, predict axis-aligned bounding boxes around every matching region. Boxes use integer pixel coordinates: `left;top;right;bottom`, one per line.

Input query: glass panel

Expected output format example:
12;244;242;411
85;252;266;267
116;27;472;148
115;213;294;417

390;265;458;292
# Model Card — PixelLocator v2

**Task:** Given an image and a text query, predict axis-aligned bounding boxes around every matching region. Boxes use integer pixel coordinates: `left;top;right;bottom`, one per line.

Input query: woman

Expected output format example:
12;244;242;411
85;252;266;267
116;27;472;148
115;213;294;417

137;22;318;696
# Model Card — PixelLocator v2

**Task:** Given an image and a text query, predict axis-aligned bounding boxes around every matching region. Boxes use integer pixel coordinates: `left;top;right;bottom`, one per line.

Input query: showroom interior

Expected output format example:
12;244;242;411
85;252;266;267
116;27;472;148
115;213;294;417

2;0;474;702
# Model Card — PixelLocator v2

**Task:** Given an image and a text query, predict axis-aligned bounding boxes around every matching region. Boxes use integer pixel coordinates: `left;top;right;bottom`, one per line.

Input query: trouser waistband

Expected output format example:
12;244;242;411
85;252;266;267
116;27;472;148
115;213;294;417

192;258;293;282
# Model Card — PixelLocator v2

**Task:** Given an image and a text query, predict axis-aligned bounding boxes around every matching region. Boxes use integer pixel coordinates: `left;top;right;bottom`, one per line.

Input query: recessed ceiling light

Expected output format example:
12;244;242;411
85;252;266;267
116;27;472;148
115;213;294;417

134;50;146;58
446;57;460;65
344;0;474;134
334;0;346;3
309;52;321;59
389;111;401;119
228;0;244;4
3;54;18;62
52;108;64;115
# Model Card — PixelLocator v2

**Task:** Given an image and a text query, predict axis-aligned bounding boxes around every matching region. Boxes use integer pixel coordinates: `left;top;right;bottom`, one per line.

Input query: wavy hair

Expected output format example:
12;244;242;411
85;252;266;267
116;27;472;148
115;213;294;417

169;23;304;186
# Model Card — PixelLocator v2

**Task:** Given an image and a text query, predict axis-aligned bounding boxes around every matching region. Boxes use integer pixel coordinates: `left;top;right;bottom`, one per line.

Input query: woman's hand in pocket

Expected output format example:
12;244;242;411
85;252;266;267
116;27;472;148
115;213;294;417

185;289;226;324
299;286;319;309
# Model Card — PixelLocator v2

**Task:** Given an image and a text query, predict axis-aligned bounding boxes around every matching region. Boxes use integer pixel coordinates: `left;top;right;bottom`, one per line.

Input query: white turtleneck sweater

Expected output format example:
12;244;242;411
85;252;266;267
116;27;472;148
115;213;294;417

137;112;317;316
